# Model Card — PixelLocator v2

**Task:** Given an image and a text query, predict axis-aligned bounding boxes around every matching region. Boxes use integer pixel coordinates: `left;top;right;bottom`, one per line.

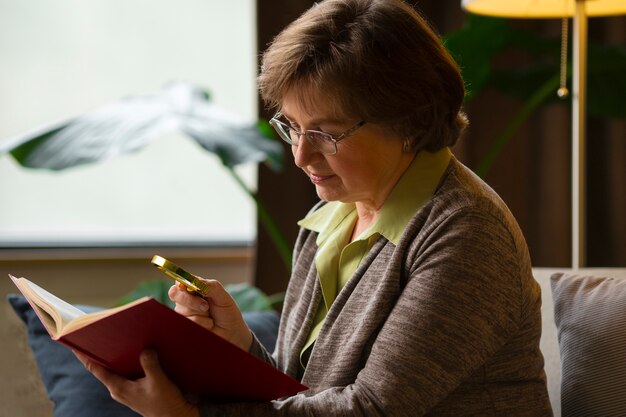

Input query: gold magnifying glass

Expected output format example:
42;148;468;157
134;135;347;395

150;255;209;296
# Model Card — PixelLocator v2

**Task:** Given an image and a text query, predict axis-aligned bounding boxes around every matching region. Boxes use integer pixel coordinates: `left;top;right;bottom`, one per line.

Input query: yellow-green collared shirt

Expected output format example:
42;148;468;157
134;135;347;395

296;147;452;367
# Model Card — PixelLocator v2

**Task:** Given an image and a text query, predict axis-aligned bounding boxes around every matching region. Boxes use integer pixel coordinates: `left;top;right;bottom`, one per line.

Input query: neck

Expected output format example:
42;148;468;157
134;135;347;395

352;151;416;239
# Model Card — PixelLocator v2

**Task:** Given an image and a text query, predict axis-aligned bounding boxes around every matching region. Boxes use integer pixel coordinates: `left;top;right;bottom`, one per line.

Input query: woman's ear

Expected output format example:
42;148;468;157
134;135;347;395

402;137;413;153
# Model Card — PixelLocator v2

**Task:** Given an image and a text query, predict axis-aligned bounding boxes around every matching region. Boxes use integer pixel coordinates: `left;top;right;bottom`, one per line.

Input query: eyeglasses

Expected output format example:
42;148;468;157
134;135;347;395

269;112;366;155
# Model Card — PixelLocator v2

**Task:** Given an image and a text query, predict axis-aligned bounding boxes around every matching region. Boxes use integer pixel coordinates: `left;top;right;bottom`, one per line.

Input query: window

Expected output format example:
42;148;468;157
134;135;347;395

0;0;258;246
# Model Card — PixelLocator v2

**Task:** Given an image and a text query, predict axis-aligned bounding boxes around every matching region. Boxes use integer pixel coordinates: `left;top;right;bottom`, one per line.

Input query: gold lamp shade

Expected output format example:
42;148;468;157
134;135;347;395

462;0;626;18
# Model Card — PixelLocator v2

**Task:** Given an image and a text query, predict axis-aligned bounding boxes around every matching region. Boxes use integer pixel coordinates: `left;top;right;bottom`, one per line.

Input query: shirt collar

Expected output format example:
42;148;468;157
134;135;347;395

298;147;451;245
298;199;356;247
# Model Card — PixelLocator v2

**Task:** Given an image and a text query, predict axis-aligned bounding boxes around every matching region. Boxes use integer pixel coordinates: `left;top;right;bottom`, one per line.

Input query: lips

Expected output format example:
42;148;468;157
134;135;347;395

309;172;334;184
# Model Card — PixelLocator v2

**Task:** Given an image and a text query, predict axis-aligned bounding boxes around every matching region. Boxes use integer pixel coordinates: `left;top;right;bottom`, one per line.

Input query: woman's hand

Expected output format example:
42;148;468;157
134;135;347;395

74;350;199;417
168;279;253;352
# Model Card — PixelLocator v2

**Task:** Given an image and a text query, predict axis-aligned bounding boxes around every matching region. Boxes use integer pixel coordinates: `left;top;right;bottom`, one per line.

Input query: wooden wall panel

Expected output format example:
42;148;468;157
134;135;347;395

255;0;319;295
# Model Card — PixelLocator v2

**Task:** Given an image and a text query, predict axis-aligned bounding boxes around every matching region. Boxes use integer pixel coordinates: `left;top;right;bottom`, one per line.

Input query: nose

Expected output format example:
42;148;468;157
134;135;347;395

293;134;321;168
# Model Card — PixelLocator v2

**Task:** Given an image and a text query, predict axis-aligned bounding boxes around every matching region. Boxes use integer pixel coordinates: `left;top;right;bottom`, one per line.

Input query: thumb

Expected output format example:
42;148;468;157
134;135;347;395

140;350;166;380
202;279;237;309
202;280;242;324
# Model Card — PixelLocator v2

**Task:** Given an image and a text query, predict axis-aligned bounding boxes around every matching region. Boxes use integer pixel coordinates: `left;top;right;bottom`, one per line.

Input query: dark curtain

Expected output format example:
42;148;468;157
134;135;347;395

255;0;320;295
255;0;626;294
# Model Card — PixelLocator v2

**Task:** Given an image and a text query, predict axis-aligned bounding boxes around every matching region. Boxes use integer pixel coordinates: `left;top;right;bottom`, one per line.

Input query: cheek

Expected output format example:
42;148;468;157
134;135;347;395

333;155;388;189
327;159;361;184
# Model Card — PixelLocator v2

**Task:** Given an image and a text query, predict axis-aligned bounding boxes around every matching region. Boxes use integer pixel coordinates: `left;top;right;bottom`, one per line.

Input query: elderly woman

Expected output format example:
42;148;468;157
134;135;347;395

77;0;553;415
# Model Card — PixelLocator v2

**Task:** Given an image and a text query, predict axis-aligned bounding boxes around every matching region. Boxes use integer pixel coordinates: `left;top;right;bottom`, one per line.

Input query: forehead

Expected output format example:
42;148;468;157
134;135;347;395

280;83;349;123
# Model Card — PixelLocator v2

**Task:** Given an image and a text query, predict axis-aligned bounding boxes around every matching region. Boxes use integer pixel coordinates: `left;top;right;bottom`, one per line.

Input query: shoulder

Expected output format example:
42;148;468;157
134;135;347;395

433;157;512;220
397;157;532;283
418;157;526;251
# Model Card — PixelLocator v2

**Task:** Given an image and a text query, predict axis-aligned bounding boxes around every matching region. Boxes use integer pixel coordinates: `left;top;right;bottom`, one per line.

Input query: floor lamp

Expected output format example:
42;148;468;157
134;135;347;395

461;0;626;268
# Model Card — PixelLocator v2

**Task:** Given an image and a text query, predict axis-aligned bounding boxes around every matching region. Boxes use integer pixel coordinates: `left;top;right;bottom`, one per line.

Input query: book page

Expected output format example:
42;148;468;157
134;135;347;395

60;296;151;335
11;275;156;337
22;279;86;328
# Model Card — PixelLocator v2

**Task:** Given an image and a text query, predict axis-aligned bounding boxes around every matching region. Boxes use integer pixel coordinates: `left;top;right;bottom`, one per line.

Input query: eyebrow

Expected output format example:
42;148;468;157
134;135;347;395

280;111;345;127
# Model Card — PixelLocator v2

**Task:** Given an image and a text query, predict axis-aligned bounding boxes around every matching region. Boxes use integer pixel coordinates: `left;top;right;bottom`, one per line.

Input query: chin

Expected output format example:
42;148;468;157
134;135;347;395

315;191;330;202
315;188;347;204
315;186;336;202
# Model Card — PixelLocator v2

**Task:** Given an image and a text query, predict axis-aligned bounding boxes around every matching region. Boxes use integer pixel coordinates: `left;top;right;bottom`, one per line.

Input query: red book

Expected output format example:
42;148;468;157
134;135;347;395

10;275;307;402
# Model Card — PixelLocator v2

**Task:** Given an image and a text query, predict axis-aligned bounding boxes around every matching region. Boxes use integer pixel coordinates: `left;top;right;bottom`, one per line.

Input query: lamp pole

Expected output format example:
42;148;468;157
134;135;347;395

572;0;587;269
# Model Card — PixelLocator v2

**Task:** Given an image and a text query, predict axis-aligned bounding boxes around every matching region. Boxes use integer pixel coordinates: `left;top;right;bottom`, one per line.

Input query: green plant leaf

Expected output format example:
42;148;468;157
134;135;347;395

476;74;559;178
463;20;626;119
444;14;513;101
0;81;284;171
8;125;66;163
489;62;561;101
224;283;275;312
256;119;283;172
587;43;626;118
115;280;174;308
224;164;293;270
0;82;291;269
452;13;626;179
115;279;279;313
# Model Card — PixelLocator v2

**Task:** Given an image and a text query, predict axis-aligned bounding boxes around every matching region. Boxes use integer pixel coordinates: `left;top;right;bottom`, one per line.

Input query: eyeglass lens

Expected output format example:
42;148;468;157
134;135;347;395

276;122;335;154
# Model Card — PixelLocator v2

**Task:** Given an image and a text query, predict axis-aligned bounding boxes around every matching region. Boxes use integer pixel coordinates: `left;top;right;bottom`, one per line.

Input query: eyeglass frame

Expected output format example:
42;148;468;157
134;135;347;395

269;112;367;155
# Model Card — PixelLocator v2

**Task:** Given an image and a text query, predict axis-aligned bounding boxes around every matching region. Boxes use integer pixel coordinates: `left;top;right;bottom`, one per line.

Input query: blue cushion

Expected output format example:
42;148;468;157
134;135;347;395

7;294;280;416
8;294;140;417
242;310;280;353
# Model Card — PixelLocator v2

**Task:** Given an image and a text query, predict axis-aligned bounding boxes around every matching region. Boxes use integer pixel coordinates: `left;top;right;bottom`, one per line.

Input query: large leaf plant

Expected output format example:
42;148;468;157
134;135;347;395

0;81;292;270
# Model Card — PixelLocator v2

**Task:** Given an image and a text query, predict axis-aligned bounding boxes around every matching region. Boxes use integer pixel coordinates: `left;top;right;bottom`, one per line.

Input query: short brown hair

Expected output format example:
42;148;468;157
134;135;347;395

258;0;468;152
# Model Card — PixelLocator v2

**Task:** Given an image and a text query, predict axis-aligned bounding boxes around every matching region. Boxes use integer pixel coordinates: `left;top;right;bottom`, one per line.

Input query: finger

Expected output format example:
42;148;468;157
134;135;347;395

200;281;244;328
170;283;208;306
169;279;234;310
187;315;215;330
168;283;194;302
171;278;250;349
139;350;167;382
174;303;209;317
170;285;209;314
73;349;90;366
74;350;128;388
200;279;237;308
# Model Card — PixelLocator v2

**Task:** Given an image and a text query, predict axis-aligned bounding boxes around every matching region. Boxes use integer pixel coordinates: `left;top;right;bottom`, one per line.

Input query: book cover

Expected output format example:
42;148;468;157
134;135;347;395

10;275;307;402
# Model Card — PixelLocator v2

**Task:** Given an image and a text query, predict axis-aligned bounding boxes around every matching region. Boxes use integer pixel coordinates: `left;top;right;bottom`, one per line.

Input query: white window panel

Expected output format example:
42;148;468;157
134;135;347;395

0;0;258;246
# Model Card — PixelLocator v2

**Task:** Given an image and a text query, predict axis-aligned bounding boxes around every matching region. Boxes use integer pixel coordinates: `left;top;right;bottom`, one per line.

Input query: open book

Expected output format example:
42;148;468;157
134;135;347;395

10;275;307;401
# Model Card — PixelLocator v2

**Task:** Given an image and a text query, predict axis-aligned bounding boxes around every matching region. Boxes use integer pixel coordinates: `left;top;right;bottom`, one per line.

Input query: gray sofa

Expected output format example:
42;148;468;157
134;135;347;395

536;268;626;417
